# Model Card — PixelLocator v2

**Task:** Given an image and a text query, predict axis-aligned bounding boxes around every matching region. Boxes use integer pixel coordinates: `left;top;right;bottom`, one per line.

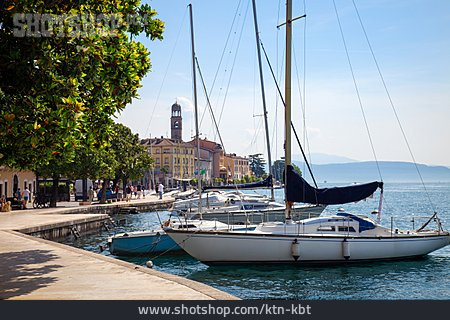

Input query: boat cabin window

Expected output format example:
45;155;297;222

317;226;335;232
338;226;356;232
178;224;197;229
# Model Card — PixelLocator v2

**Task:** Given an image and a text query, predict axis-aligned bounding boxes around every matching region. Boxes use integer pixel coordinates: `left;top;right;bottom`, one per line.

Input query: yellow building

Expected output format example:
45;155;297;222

142;137;195;187
222;154;251;182
0;166;36;198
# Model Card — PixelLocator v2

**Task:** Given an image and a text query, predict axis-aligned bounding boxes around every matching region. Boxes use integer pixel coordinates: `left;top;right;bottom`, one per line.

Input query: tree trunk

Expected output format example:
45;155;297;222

100;179;107;204
122;177;127;200
50;176;59;208
81;178;87;202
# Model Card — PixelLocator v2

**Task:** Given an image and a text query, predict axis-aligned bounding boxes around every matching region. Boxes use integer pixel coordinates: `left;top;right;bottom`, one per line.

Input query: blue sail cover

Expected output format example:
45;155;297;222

285;165;383;205
203;175;273;191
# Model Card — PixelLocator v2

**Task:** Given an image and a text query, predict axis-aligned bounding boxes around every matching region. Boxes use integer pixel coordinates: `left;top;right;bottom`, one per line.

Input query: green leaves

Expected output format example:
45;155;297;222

0;0;164;172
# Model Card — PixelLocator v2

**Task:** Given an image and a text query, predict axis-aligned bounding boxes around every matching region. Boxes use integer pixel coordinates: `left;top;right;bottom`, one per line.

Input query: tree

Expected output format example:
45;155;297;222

110;123;153;198
0;1;164;171
271;159;302;182
248;153;266;178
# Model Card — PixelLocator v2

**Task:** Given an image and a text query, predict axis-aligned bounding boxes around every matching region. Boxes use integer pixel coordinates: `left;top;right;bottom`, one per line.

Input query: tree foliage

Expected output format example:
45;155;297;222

272;159;302;182
111;123;153;186
0;0;164;170
248;153;266;178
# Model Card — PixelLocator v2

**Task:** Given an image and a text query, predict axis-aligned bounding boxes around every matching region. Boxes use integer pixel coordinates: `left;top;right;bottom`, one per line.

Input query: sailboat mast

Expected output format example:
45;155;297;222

189;3;202;215
284;0;293;220
251;0;274;201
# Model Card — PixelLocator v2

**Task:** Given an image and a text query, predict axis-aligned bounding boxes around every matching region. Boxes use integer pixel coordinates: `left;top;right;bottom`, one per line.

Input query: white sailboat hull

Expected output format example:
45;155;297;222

167;230;450;264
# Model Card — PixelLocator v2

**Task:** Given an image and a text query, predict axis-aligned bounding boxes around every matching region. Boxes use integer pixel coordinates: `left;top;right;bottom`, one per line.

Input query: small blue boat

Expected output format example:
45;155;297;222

108;230;182;256
108;219;256;256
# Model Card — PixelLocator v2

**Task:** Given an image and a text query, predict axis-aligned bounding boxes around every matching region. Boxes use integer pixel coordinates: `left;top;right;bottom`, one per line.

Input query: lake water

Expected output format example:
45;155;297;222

63;183;450;299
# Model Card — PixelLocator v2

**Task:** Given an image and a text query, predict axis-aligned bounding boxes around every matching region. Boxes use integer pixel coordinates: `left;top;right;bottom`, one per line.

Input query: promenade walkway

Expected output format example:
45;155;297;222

0;196;238;300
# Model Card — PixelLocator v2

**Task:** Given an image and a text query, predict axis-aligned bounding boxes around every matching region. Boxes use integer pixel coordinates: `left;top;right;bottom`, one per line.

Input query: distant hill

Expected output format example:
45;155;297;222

293;153;357;164
293;161;450;183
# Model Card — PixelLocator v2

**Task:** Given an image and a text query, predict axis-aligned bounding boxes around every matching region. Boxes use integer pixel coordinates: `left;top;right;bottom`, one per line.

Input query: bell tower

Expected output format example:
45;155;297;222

170;102;182;140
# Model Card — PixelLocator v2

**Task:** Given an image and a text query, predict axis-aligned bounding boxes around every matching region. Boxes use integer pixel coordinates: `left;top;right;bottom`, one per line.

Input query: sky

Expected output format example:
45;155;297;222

116;0;450;166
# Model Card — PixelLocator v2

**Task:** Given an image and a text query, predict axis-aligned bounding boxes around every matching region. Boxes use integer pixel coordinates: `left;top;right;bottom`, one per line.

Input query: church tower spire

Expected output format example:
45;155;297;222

170;101;182;140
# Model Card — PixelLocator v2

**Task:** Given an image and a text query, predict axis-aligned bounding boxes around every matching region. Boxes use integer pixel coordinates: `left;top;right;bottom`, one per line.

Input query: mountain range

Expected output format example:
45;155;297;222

292;158;450;183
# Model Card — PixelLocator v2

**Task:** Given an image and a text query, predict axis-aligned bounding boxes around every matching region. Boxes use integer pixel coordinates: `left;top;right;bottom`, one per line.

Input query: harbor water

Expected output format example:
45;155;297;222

63;183;450;299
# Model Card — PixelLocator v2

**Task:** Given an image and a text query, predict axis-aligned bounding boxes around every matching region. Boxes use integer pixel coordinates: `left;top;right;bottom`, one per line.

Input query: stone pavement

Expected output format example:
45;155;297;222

0;195;238;300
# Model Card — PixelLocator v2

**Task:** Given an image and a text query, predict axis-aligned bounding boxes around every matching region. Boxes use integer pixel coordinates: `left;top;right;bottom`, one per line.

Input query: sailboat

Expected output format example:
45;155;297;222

165;0;450;264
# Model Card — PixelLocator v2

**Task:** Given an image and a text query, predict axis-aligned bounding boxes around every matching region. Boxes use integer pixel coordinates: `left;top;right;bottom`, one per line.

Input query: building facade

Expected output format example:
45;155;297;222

142;137;195;188
229;154;251;180
0;166;36;198
189;138;223;184
189;139;252;184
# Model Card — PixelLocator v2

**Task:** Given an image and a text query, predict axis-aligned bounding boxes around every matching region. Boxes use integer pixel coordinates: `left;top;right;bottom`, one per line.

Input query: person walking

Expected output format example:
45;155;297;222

137;184;142;199
88;186;94;202
16;188;22;201
126;185;131;201
22;187;30;209
158;183;164;200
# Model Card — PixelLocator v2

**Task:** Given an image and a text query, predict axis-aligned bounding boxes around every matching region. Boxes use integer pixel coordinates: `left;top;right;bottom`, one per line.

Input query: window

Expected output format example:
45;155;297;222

163;148;170;154
338;226;356;232
156;149;160;154
317;226;335;232
155;158;160;164
178;224;197;229
13;174;18;194
164;158;169;165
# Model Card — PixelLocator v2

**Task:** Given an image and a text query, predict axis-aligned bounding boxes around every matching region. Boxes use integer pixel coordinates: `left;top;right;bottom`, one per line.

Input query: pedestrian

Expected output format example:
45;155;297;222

15;188;22;201
133;185;137;198
88;186;94;202
142;185;146;199
126;185;131;201
137;184;142;199
22;187;30;209
158;183;164;200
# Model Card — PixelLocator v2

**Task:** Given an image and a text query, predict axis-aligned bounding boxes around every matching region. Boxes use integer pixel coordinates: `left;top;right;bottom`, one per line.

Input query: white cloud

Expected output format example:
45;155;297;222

176;96;194;114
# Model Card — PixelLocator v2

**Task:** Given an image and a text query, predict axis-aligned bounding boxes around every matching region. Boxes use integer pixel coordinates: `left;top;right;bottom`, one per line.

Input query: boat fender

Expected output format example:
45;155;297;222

163;220;171;227
291;239;300;261
146;260;154;268
342;238;350;260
